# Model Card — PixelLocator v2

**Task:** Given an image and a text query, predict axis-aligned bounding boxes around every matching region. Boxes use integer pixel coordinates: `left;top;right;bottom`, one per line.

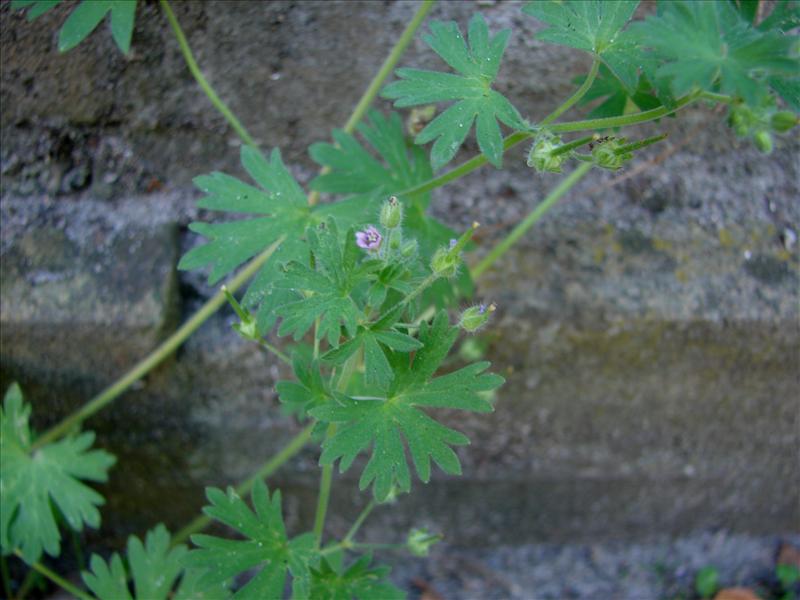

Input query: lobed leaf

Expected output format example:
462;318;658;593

523;0;642;90
382;14;527;170
82;524;191;600
183;481;316;599
311;311;503;501
0;383;115;564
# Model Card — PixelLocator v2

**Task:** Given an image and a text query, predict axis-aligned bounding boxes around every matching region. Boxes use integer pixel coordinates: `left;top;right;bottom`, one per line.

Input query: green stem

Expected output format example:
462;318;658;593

398;93;701;199
343;500;377;545
548;92;698;134
699;91;734;104
540;58;600;125
33;237;286;450
471;162;593;278
13;552;93;600
160;0;257;147
171;422;314;546
257;338;291;366
342;0;436;134
313;424;337;546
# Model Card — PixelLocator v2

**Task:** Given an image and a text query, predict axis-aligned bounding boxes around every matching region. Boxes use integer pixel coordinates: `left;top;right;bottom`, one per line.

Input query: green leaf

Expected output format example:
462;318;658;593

382;14;527;170
630;0;800;106
11;0;62;21
309;555;405;600
310;111;430;196
82;524;189;600
311;311;504;501
321;323;423;390
183;481;317;599
57;0;137;54
276;351;333;417
523;1;642;90
272;219;366;346
180;147;376;335
574;64;663;120
109;1;137;54
0;383;116;564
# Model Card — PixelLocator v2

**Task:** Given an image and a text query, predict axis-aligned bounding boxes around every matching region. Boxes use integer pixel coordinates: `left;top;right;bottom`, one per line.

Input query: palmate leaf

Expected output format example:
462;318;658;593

382;14;528;170
12;0;138;54
276;350;336;418
630;0;800;107
523;0;643;90
310;311;504;502
309;555;404;600
179;147;378;335
0;383;115;564
183;481;316;600
81;525;199;600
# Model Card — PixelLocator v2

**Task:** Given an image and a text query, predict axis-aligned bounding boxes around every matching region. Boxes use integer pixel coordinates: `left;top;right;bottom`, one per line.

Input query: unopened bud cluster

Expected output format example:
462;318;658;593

728;99;798;155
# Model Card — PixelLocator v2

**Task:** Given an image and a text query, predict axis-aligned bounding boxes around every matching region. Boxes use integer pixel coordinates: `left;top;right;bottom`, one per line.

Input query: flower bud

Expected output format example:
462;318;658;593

527;132;565;173
592;138;631;170
380;196;403;229
770;111;798;133
407;528;441;557
753;130;773;154
458;303;496;332
431;246;459;278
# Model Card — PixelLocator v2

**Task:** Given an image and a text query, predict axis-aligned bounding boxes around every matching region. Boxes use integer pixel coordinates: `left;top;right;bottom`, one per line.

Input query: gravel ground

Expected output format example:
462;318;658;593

389;531;800;600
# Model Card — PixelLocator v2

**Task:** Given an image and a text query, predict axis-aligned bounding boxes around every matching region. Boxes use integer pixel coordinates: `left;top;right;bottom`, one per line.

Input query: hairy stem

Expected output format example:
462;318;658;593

160;0;256;147
13;552;93;600
308;0;436;206
343;500;377;545
313;424;337;546
398;92;702;199
472;162;593;278
33;237;286;450
171;422;314;546
540;58;600;125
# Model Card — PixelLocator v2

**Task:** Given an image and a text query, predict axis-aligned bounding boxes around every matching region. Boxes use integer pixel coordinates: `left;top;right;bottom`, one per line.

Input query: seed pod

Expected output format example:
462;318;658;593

380;196;403;229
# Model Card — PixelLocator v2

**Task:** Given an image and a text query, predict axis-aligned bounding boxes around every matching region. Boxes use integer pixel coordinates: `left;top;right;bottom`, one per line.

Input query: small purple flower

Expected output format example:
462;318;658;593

356;225;382;251
478;303;487;315
449;238;458;250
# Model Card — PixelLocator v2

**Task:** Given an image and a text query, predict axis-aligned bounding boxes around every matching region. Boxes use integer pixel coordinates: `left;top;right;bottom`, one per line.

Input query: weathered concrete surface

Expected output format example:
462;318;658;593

0;197;180;386
0;0;798;555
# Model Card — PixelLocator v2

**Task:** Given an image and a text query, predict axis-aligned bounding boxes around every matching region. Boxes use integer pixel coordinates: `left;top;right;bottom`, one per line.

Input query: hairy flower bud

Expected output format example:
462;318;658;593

407;528;441;557
431;246;459;278
753;130;773;154
527;132;565;173
458;303;496;332
592;138;631;170
380;196;403;229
